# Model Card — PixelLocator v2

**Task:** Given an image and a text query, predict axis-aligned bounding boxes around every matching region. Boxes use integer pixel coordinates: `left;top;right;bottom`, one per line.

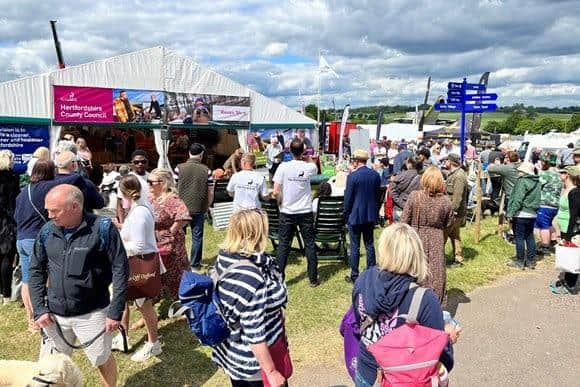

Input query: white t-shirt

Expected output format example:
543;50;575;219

273;159;318;214
226;170;268;212
120;200;158;256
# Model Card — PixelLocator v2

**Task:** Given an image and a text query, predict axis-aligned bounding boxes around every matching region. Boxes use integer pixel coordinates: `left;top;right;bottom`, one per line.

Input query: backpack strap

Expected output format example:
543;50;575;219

39;225;51;245
167;300;189;319
407;285;426;324
98;216;112;252
215;259;260;285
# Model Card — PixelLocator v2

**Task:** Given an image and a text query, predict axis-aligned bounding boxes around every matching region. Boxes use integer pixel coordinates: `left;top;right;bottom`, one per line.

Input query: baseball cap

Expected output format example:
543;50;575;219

445;153;461;165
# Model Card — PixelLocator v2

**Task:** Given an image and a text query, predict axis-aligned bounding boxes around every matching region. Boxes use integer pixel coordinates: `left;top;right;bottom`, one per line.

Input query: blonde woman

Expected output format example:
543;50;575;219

401;166;454;303
0;150;19;305
351;223;459;387
26;146;50;176
112;175;162;362
148;168;191;300
213;209;291;387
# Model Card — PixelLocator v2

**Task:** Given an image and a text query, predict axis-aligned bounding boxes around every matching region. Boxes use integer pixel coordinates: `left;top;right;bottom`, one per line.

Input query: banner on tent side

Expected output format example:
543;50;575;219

53;85;250;126
0;123;50;173
53;86;164;124
112;89;165;123
165;92;250;126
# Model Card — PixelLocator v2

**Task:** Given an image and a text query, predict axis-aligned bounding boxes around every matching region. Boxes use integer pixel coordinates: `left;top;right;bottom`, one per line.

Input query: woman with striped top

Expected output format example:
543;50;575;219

213;209;290;387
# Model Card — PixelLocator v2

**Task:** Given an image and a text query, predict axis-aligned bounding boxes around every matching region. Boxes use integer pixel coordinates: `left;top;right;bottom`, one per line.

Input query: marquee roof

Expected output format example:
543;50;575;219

0;46;315;127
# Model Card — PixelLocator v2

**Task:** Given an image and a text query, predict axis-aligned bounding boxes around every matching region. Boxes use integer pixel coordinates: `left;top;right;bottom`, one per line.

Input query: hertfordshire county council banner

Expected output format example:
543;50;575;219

53;85;250;126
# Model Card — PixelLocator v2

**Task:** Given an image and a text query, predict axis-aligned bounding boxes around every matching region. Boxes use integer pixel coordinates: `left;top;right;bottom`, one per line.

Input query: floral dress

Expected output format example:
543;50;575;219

151;193;192;300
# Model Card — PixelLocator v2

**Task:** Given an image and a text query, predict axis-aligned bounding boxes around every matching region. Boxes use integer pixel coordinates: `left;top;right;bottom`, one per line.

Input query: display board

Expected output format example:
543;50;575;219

0;123;50;173
53;85;250;126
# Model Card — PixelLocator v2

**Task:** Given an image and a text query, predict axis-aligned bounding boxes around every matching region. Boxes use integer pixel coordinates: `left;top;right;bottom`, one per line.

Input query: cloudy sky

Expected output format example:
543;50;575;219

1;0;579;109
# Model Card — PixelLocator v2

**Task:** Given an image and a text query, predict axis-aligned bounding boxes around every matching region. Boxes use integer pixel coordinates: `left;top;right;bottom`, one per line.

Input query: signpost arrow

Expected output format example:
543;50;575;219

447;82;463;90
447;90;462;97
447;97;462;103
464;103;497;113
464;93;498;101
434;103;463;112
465;83;486;91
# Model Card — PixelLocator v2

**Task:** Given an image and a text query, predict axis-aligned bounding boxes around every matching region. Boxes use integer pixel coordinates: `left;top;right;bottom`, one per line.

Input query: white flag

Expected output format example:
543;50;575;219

319;55;339;78
338;104;350;160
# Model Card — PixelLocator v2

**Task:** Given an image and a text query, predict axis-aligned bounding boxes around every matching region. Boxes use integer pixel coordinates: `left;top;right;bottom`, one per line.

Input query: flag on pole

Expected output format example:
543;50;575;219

338;104;350;160
319;54;339;78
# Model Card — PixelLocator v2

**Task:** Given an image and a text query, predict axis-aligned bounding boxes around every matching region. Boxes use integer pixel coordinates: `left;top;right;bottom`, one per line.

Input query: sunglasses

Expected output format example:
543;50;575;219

147;180;162;185
132;160;148;165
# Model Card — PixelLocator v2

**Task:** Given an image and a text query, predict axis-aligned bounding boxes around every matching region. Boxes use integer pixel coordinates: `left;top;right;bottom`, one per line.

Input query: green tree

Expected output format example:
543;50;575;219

502;111;526;134
514;118;535;135
304;104;318;120
566;113;580;132
532;117;565;134
483;120;504;133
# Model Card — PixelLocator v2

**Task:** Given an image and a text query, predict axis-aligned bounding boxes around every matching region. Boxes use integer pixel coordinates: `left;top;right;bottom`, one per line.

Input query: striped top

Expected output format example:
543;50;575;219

212;250;288;380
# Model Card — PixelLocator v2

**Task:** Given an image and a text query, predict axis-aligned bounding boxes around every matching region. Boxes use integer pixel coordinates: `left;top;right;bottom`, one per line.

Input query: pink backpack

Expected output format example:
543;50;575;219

366;286;450;387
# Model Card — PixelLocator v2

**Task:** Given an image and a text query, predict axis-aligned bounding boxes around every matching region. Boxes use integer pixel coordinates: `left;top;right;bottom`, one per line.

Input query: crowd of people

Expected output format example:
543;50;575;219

0;129;578;386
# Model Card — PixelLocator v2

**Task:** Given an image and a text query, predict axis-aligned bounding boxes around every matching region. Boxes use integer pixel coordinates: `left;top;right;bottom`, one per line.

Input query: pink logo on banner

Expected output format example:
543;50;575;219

53;86;113;123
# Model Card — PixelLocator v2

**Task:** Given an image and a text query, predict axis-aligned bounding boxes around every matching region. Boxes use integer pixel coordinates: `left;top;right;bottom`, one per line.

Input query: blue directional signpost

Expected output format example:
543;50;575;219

435;78;499;161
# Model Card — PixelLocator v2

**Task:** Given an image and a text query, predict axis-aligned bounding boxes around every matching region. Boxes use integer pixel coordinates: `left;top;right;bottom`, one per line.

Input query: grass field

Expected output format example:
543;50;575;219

376;112;572;130
0;216;527;386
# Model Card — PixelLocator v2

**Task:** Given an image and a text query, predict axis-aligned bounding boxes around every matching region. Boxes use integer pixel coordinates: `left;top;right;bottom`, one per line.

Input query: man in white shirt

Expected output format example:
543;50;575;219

265;137;283;176
273;138;319;287
227;153;269;212
116;149;150;223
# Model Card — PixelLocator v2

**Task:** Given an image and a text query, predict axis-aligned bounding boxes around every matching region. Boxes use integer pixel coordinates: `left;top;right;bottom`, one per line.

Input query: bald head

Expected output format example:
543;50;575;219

55;150;77;173
45;184;84;228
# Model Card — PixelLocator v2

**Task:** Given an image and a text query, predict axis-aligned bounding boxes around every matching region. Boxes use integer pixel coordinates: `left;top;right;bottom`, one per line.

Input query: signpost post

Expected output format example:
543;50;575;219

435;77;499;244
435;78;499;161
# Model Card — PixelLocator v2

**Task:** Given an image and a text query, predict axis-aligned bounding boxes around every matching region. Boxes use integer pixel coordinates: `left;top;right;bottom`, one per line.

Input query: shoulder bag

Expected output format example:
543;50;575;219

126;205;162;301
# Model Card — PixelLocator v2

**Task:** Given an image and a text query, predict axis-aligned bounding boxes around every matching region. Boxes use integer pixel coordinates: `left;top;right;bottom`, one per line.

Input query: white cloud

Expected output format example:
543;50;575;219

261;42;288;57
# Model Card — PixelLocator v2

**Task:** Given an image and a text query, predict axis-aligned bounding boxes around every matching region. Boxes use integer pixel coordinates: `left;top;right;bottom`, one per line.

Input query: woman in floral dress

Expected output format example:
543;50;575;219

401;166;454;305
148;168;191;300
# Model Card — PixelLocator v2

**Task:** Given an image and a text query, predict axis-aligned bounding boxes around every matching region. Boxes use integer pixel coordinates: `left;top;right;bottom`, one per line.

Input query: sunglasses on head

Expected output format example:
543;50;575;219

132;159;148;165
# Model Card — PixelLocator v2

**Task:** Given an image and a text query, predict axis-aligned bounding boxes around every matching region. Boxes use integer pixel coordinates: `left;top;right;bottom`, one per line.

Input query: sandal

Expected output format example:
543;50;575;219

549;281;570;295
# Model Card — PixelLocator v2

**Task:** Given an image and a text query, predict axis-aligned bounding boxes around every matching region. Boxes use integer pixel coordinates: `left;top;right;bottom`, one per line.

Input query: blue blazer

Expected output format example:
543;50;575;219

343;166;381;225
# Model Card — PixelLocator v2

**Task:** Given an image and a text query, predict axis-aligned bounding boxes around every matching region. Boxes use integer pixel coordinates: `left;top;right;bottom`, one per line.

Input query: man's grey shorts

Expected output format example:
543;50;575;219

41;308;112;367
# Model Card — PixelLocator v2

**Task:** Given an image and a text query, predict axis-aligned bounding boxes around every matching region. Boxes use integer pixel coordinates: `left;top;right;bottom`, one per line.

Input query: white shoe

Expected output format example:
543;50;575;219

111;334;131;352
130;341;162;362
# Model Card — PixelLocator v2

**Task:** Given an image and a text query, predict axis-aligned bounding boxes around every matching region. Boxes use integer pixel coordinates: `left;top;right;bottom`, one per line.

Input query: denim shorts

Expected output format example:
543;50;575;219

535;207;558;230
16;239;35;283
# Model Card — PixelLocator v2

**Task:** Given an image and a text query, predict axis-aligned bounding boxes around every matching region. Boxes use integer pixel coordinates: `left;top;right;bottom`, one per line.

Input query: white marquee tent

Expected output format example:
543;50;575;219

0;46;315;167
357;123;448;141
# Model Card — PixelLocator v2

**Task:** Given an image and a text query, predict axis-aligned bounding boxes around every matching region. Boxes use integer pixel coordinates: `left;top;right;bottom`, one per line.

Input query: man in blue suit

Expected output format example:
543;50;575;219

344;149;381;283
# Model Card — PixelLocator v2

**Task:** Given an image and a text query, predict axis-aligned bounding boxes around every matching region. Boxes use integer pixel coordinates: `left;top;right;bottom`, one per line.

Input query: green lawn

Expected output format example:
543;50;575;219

0;216;525;386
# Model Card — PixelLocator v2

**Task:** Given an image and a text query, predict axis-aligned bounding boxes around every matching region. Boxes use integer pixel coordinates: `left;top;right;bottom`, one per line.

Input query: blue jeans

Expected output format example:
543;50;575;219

189;213;205;267
355;371;374;387
512;217;536;263
348;223;376;280
16;239;35;284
